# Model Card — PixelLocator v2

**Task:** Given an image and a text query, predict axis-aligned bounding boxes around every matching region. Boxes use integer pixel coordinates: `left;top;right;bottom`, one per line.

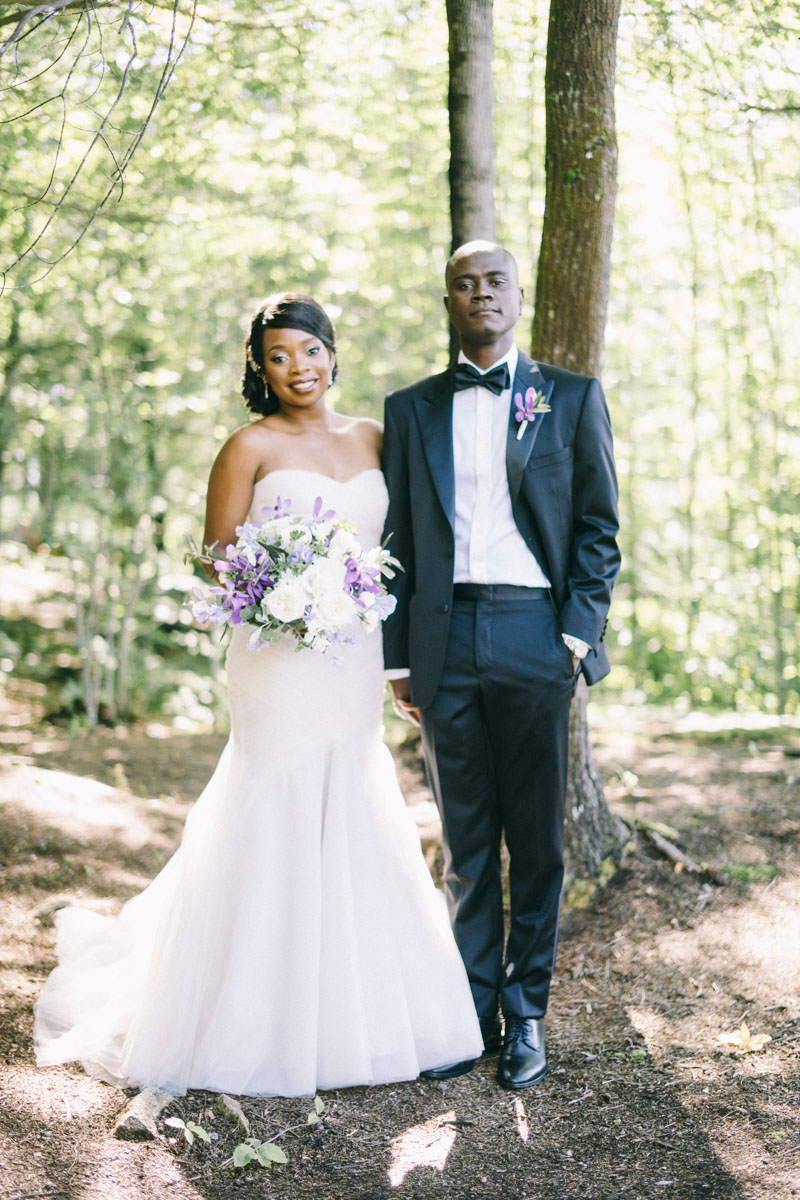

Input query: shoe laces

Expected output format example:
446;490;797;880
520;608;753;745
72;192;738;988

504;1014;533;1045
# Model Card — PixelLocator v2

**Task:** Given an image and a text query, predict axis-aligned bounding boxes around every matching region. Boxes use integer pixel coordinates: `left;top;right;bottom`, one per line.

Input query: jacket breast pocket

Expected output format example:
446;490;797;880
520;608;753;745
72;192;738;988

526;445;573;472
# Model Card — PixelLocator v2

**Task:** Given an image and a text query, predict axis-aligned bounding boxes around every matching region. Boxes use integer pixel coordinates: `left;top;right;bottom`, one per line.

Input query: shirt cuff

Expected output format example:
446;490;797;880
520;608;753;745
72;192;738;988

384;668;411;681
562;633;591;660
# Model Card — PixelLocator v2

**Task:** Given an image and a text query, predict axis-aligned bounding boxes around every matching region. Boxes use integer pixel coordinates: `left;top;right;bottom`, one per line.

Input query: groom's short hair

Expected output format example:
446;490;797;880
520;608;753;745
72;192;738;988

445;241;518;286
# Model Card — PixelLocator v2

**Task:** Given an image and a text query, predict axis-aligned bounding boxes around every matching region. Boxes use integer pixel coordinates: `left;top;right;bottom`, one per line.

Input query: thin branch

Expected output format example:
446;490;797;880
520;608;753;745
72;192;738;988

5;7;93;217
0;4;83;87
738;102;800;114
1;0;198;292
0;0;96;47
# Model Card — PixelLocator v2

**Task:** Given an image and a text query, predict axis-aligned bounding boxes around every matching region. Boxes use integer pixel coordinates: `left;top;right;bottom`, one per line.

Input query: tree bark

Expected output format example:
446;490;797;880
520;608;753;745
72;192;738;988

446;0;496;364
446;0;496;251
0;297;22;519
533;0;620;375
532;0;627;882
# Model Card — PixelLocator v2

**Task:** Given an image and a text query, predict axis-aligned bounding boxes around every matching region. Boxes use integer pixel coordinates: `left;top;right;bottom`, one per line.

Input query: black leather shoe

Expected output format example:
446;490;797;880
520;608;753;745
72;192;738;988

420;1057;476;1080
497;1015;547;1089
480;1013;502;1055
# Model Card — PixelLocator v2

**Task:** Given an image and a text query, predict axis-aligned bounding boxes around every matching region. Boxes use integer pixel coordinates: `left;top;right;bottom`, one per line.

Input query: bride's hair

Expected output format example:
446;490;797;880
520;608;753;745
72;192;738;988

242;293;338;416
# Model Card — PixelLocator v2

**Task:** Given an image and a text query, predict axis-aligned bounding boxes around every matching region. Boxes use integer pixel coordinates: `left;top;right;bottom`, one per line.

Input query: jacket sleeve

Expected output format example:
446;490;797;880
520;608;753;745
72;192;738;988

558;377;620;647
381;397;415;671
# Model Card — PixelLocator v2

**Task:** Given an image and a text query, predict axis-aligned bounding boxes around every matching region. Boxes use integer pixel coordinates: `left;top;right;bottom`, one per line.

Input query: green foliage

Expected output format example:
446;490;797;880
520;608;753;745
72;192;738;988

1;0;798;719
726;862;777;884
230;1095;323;1169
232;1138;287;1169
164;1116;212;1146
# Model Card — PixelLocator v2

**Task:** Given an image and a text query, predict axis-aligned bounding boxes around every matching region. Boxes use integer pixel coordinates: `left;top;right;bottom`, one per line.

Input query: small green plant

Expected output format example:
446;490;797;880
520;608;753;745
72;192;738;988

231;1095;325;1171
164;1116;212;1146
232;1139;288;1169
727;862;777;884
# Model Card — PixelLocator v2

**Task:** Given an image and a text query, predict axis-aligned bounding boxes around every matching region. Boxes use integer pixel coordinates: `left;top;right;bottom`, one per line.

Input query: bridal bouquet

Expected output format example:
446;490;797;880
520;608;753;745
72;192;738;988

188;496;399;654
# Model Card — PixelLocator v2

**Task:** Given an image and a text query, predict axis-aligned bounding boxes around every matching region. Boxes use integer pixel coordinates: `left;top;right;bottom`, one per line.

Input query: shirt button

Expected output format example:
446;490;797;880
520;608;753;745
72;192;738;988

440;603;450;613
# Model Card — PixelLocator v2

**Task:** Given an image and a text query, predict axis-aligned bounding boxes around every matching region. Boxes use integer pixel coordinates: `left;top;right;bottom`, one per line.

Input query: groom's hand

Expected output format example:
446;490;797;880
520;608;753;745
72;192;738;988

390;678;421;727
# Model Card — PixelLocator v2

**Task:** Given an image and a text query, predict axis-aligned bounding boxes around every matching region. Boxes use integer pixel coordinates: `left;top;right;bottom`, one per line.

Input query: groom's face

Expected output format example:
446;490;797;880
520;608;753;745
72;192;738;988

444;249;523;352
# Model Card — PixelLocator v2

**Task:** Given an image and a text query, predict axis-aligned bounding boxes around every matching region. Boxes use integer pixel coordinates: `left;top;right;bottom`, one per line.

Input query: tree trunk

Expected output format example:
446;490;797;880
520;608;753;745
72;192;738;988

446;0;496;364
0;297;22;520
533;0;619;375
446;0;496;250
532;0;627;883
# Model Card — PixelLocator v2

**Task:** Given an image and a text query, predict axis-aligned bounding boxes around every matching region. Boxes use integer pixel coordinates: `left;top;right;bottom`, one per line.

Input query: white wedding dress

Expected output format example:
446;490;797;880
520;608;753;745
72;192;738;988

34;469;482;1097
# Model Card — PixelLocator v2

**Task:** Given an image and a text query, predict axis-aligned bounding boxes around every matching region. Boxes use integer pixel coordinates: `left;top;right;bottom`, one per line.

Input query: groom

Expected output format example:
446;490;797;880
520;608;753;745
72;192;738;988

382;241;620;1089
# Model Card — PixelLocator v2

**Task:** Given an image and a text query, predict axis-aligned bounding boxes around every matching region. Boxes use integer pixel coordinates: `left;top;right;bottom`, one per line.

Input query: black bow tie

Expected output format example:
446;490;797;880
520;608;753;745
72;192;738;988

453;361;510;396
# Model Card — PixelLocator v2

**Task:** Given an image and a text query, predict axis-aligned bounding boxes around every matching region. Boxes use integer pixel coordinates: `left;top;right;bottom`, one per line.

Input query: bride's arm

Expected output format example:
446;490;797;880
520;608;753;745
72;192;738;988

202;426;265;576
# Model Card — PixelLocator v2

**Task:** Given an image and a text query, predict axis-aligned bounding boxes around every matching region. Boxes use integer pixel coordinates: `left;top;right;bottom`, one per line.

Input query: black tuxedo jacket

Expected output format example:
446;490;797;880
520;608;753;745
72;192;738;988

381;351;620;709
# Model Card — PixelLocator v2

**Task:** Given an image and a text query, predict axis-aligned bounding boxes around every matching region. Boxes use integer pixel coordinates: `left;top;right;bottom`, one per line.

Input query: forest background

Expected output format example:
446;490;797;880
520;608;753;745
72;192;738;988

1;0;798;733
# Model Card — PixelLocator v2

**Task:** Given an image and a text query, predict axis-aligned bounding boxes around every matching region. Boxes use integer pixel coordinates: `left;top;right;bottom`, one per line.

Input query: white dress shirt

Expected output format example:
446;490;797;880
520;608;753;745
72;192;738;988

452;346;551;587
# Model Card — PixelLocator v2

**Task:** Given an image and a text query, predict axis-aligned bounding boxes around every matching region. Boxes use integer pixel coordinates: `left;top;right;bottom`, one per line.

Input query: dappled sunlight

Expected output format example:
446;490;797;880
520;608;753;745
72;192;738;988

513;1096;529;1143
3;1061;111;1123
620;874;800;1080
387;1108;458;1188
1;764;168;852
706;1118;800;1199
1;1064;203;1200
626;1006;673;1056
653;877;800;1018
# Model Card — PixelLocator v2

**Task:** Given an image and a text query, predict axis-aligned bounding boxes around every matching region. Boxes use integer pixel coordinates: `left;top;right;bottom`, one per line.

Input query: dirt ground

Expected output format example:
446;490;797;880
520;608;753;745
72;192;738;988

1;679;799;1200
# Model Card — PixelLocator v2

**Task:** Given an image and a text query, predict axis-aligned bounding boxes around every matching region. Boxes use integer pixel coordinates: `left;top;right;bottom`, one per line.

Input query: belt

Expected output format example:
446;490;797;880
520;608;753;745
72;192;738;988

452;583;550;602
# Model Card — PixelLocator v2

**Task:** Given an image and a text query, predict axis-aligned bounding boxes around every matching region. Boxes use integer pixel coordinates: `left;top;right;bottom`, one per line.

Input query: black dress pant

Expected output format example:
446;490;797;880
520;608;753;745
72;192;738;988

419;585;576;1021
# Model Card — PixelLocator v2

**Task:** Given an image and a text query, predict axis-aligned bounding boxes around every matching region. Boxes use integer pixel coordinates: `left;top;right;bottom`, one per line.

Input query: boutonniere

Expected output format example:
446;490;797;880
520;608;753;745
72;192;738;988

514;387;551;440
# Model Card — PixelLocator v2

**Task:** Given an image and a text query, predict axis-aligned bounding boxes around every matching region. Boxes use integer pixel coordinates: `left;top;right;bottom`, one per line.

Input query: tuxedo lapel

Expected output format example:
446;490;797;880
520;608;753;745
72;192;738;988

413;371;456;530
506;354;555;500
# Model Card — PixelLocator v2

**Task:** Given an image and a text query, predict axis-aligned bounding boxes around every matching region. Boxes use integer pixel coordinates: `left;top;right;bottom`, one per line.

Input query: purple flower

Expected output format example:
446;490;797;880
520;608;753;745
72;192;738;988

261;495;292;519
312;496;336;521
514;388;538;424
343;555;383;607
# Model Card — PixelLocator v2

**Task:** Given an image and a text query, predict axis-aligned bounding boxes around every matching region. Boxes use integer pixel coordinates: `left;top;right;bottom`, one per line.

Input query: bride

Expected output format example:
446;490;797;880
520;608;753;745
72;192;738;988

34;293;483;1097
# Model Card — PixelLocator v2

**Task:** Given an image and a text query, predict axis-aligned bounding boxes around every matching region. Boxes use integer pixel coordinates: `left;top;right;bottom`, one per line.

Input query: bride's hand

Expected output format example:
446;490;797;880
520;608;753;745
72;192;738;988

389;678;420;727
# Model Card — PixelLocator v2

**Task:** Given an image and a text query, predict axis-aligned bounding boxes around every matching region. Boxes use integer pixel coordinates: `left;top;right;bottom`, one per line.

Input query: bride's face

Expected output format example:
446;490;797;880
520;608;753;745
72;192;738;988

262;326;335;411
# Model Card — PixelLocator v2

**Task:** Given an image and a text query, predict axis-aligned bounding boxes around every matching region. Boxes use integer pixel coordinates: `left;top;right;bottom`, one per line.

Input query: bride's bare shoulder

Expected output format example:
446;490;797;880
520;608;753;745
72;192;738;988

216;418;276;458
206;421;281;492
337;414;382;455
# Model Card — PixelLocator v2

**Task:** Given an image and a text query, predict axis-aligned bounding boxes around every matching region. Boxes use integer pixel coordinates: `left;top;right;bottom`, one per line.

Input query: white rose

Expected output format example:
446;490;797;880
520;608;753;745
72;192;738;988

313;590;358;630
303;619;333;652
302;557;346;598
264;577;308;623
328;528;361;559
361;607;380;633
263;515;293;539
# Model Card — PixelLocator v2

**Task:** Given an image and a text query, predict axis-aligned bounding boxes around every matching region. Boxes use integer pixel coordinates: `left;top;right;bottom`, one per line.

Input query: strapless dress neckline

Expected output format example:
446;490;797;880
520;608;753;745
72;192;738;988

254;467;384;488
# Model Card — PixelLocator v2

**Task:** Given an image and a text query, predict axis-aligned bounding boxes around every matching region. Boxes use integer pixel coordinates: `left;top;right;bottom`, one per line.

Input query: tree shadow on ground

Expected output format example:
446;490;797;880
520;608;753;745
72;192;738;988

1;709;798;1200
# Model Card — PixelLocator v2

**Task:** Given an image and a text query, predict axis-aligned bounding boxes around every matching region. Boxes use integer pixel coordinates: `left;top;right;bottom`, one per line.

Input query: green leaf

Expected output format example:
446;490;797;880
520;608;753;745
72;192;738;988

256;1142;288;1166
314;1096;325;1115
164;1117;186;1130
232;1144;258;1169
307;1112;320;1125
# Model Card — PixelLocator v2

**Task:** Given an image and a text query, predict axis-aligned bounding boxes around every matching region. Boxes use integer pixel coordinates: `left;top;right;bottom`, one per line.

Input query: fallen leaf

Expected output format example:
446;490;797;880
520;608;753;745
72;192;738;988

714;1021;772;1054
